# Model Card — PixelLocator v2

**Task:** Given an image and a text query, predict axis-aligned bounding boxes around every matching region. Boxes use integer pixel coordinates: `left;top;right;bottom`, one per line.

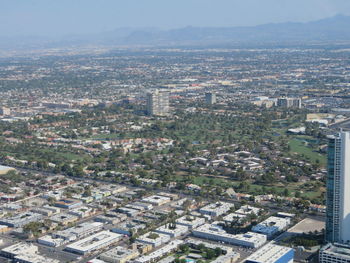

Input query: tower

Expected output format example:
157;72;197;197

146;89;170;116
325;131;350;244
205;92;216;105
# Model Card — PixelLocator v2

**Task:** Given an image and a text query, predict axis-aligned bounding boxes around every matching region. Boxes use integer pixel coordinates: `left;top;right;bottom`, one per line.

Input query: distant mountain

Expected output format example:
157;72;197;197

1;15;350;51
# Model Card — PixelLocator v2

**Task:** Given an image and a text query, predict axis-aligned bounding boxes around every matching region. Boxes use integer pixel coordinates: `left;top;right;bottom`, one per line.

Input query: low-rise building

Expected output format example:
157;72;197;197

192;223;266;248
154;223;189;238
245;243;294;263
319;243;350;263
68;206;94;218
141;195;171;206
65;231;122;255
54;198;82;209
1;243;38;259
38;235;67;247
176;215;205;229
53;221;104;241
0;242;60;263
99;246;139;263
0;212;43;228
49;213;78;225
111;221;146;236
133;240;183;263
199;202;234;217
136;232;171;248
252;216;290;238
235;205;261;216
223;213;247;224
211;251;240;263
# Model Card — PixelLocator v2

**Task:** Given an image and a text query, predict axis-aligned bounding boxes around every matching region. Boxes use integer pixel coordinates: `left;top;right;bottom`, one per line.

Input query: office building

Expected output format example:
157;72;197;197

320;243;350;263
205;92;216;105
146;89;170;116
325;131;350;244
245;243;294;263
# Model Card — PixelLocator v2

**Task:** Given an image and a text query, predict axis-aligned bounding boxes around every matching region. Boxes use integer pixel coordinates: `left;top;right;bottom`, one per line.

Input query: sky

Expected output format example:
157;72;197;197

0;0;350;37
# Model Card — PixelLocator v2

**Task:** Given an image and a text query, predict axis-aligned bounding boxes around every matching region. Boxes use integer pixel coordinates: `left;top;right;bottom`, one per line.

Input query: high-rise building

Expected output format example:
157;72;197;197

205;92;216;105
146;90;170;116
277;98;301;108
325;131;350;244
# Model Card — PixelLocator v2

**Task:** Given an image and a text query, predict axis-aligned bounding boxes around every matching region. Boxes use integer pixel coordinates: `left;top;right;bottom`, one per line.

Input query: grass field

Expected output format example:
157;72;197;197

288;137;326;166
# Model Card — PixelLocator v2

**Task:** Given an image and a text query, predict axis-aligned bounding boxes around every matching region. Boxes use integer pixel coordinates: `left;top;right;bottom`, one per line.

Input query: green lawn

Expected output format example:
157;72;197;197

288;137;326;166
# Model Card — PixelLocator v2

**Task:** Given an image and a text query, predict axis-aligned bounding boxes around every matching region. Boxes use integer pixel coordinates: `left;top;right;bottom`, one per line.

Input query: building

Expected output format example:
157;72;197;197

0;165;16;175
199;202;234;217
146;89;170;116
176;215;205;229
211;251;240;263
1;243;38;260
245;243;294;263
49;213;78;226
133;240;183;263
111;221;146;236
99;246;139;263
192;223;266;248
65;231;122;255
325;132;350;244
141;195;171;206
319;243;350;263
14;252;60;263
205;92;216;105
252;216;290;238
0;107;11;116
277;98;301;108
154;223;189;238
1;242;59;263
53;221;104;241
54;198;82;209
136;232;170;248
0;212;43;228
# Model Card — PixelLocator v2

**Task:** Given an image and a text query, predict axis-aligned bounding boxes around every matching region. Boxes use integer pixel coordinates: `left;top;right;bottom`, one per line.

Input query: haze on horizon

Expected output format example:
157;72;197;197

1;0;350;37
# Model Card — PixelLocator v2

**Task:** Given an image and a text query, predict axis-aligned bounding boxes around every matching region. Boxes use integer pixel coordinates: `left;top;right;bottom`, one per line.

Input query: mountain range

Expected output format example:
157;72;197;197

1;15;350;50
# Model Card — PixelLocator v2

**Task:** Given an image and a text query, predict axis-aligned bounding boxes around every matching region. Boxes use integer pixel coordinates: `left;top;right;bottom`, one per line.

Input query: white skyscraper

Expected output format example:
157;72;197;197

146;89;170;116
326;131;350;244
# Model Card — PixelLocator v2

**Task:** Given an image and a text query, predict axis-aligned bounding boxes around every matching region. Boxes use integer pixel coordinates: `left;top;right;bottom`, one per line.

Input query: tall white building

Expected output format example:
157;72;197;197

325;131;350;244
205;92;216;105
146;90;170;116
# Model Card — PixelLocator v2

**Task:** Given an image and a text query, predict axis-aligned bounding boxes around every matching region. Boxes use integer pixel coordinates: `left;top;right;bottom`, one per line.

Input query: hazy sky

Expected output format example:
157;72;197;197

1;0;350;37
